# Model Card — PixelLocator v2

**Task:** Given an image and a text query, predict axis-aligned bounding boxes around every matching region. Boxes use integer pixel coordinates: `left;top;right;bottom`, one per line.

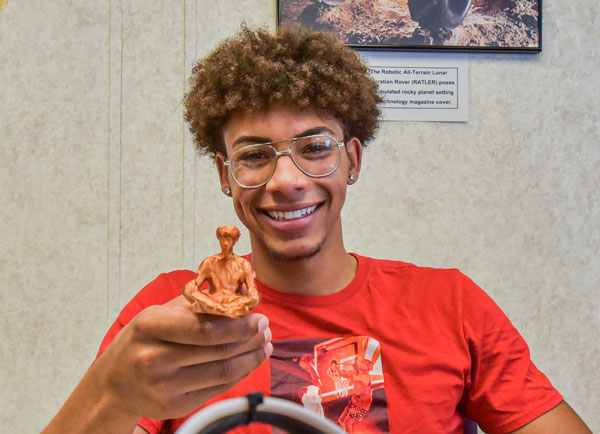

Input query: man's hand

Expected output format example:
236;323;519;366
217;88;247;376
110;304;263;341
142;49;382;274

98;295;272;420
42;295;272;434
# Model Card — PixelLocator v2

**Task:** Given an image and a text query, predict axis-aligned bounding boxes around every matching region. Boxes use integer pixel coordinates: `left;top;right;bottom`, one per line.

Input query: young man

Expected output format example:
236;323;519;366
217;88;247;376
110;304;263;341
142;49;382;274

44;27;590;434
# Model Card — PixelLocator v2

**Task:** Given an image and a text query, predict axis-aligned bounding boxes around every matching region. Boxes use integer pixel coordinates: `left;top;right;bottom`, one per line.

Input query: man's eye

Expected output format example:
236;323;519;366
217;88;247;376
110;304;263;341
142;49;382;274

237;150;270;164
299;141;333;156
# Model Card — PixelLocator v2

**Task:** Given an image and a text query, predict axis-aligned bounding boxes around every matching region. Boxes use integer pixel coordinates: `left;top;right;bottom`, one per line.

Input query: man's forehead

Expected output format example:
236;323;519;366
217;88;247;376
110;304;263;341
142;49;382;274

222;105;344;146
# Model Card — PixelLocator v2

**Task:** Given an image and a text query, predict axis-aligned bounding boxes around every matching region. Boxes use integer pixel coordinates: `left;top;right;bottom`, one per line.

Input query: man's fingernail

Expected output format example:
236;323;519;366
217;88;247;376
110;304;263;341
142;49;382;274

264;327;272;343
257;317;269;333
264;342;273;358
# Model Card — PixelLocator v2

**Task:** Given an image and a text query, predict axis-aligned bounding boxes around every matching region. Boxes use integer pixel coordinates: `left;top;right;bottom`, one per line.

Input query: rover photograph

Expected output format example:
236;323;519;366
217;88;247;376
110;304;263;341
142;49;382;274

278;0;541;51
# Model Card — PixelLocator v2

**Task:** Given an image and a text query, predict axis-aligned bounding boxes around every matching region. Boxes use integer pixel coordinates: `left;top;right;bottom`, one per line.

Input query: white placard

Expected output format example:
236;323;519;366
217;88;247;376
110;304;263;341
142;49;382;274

359;51;469;122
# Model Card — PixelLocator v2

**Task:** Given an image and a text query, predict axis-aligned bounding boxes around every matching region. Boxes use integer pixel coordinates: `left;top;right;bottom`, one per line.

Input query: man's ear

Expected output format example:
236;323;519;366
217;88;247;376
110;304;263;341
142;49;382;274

215;152;232;196
345;137;363;184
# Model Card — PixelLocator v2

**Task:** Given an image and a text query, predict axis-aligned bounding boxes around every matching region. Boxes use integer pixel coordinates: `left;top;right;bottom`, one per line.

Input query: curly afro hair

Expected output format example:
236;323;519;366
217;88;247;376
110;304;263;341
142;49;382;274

184;26;382;159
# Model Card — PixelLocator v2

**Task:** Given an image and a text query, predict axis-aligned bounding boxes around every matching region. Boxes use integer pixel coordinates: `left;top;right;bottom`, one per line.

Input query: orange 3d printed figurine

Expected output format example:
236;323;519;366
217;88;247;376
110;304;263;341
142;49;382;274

183;226;259;317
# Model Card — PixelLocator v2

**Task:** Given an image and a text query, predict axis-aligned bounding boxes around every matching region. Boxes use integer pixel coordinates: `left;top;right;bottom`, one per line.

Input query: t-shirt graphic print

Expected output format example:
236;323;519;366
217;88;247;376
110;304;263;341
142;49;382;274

270;336;389;433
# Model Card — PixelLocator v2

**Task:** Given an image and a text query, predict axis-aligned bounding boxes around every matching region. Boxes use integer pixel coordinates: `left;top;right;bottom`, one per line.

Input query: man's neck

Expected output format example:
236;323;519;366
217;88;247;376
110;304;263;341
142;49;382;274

249;243;357;296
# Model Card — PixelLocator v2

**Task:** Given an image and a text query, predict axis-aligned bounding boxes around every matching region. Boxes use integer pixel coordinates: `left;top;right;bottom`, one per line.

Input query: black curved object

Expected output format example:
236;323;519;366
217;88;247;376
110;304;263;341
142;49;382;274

176;394;346;434
198;411;331;434
408;0;472;30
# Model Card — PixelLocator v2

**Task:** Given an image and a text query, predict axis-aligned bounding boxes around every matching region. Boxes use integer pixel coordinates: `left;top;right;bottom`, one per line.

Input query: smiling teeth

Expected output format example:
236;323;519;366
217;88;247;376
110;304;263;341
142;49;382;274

267;205;317;221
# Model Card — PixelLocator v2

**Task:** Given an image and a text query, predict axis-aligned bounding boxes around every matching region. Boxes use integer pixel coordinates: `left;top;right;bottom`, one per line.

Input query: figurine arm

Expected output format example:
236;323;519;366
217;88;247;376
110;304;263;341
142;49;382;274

243;260;259;305
194;259;209;286
183;259;209;304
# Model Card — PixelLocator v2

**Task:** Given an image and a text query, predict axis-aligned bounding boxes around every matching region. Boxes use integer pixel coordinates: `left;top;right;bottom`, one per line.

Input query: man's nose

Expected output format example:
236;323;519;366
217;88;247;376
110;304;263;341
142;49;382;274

265;153;309;194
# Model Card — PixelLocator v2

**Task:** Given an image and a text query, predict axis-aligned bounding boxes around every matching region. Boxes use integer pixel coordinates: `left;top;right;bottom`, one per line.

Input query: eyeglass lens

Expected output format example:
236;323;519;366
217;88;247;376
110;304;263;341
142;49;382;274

231;135;340;187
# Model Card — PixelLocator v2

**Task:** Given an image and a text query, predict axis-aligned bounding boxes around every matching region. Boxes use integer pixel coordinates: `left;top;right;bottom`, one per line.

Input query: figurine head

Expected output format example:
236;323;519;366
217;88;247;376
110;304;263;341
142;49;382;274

184;26;381;160
216;225;241;241
216;225;241;251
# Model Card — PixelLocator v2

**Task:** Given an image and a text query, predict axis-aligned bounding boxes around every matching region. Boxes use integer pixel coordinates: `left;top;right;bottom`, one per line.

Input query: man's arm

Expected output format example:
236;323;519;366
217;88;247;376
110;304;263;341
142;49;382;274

42;296;272;434
510;401;591;434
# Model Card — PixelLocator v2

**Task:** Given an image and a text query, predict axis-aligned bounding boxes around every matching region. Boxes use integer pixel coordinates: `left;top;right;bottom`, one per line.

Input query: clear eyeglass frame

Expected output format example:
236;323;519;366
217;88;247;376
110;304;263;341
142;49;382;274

223;134;346;189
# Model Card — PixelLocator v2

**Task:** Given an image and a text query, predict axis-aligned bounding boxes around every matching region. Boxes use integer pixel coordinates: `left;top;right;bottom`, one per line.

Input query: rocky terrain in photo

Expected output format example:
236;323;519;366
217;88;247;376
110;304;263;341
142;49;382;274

280;0;539;48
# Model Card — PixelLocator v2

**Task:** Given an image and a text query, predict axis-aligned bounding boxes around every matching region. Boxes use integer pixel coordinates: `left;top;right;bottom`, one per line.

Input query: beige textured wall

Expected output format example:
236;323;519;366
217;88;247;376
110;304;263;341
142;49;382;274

0;1;598;432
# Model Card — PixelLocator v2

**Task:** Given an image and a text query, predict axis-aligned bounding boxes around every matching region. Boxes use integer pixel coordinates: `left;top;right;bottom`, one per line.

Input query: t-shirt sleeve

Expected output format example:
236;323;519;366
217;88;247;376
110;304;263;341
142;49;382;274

459;273;563;433
95;270;196;434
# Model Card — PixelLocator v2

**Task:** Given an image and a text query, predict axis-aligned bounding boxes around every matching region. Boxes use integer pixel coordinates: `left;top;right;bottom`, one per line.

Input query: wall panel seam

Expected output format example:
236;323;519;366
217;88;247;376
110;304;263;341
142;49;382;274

182;0;198;269
108;0;123;328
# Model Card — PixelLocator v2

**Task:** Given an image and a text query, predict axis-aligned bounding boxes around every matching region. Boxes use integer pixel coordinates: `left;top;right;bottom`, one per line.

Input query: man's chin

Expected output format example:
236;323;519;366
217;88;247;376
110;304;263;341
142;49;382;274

266;241;324;263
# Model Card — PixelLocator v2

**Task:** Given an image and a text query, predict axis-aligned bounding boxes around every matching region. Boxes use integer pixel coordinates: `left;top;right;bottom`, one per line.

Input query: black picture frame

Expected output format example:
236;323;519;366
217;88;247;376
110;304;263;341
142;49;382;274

277;0;542;53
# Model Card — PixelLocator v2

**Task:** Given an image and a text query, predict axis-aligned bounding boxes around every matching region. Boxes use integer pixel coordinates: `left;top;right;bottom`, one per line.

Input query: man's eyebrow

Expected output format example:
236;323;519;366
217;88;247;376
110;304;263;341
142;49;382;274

231;127;337;148
232;135;270;147
294;127;336;138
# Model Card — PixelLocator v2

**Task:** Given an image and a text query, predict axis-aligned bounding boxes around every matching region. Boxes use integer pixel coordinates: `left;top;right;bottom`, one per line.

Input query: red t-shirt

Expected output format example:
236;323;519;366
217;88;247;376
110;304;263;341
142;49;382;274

97;254;562;434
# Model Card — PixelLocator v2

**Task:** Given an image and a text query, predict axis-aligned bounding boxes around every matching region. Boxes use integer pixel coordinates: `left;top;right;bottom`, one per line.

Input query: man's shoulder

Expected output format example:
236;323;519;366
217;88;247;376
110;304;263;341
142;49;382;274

356;254;471;299
158;269;198;285
96;269;197;359
358;254;464;279
360;255;415;270
132;269;197;304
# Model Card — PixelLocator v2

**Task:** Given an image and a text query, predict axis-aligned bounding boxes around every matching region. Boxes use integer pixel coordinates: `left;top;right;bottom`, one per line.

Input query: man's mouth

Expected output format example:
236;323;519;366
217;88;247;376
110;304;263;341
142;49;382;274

265;205;318;221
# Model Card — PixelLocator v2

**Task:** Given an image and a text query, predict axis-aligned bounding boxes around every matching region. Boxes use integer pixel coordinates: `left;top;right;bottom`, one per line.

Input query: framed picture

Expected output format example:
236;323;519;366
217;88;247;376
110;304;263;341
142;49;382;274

277;0;542;53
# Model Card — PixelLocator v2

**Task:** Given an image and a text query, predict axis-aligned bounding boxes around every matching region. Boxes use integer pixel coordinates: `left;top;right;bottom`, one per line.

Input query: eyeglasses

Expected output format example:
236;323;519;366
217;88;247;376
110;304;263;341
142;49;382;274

224;134;346;188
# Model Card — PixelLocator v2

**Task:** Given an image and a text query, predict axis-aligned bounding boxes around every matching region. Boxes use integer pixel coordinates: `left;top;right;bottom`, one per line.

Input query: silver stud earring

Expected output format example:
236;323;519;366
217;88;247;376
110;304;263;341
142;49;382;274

224;188;231;196
349;174;356;181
